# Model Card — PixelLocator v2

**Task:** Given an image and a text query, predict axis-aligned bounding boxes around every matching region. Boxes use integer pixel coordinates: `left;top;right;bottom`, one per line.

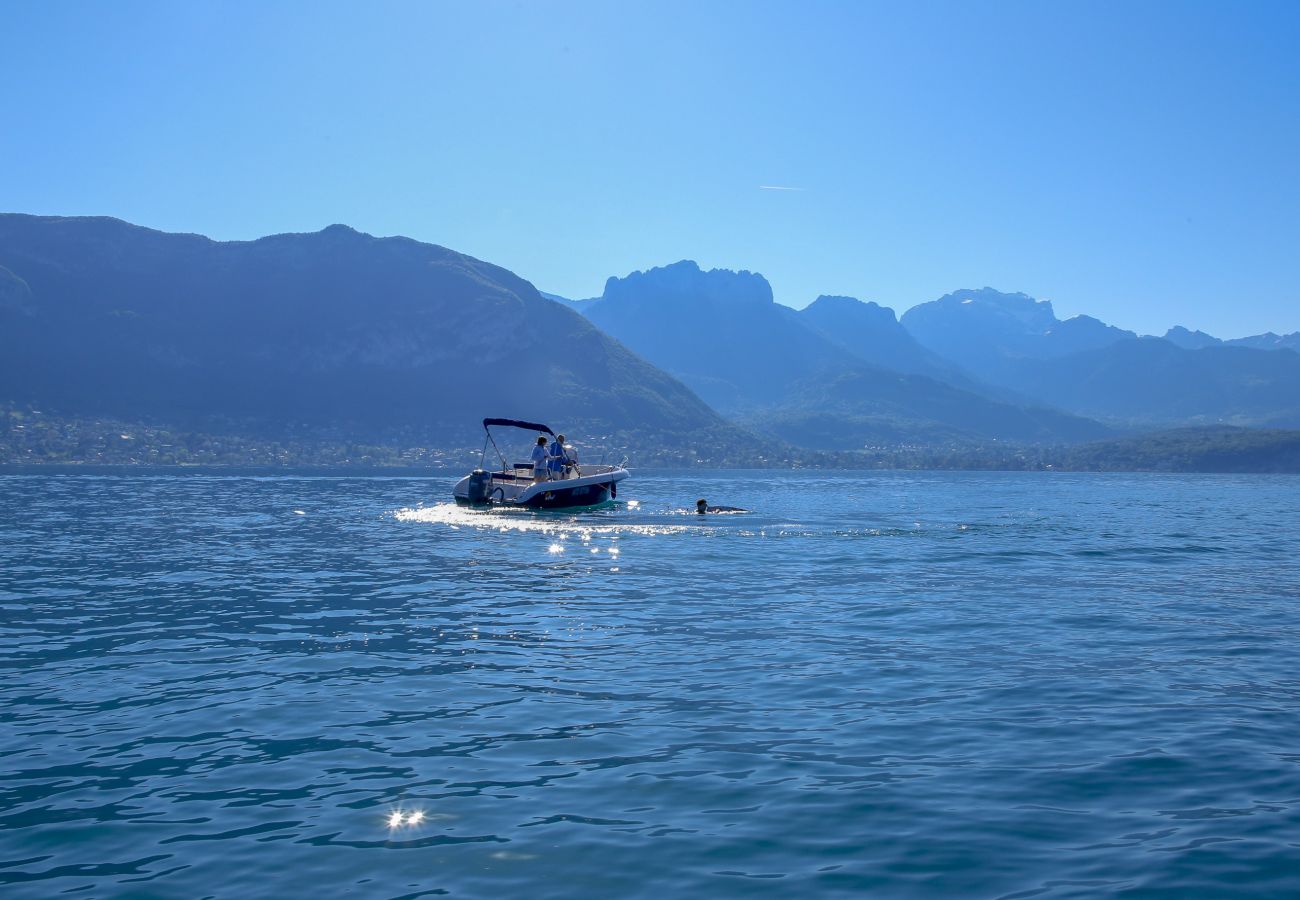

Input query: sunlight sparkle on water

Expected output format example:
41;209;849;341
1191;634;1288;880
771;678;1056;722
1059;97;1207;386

548;543;564;554
387;809;426;830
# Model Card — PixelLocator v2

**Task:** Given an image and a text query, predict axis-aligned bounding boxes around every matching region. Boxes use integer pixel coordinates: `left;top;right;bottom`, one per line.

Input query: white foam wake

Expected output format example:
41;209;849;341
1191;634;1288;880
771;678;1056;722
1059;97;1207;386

391;502;701;538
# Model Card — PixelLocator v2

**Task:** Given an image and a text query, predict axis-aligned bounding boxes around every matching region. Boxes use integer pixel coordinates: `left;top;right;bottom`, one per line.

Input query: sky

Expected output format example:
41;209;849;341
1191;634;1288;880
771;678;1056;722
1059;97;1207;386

3;0;1299;337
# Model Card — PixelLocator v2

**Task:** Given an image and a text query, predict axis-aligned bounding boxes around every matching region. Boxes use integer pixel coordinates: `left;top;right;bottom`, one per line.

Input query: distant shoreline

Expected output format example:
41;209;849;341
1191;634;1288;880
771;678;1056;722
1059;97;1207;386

6;406;1300;475
5;461;1298;477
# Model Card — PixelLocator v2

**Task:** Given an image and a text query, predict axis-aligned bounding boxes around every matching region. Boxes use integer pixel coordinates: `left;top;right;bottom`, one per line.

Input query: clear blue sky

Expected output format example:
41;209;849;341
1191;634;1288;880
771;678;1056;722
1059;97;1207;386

3;0;1298;337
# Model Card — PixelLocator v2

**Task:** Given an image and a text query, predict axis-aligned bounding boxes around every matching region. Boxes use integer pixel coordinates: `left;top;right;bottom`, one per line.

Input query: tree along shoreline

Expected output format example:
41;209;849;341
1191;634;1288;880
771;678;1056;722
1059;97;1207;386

4;408;1299;474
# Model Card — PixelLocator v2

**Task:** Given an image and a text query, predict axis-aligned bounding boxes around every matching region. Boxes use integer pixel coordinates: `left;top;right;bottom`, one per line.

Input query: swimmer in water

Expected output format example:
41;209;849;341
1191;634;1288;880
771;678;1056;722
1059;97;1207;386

696;498;748;514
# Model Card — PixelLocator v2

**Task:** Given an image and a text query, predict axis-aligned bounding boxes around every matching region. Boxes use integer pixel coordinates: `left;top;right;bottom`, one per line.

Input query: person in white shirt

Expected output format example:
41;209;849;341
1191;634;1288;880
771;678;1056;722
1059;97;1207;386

530;436;550;483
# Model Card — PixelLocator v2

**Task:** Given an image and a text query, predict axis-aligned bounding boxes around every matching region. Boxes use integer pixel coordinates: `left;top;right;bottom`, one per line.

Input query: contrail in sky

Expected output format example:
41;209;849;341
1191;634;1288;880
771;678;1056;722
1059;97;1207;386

759;185;804;191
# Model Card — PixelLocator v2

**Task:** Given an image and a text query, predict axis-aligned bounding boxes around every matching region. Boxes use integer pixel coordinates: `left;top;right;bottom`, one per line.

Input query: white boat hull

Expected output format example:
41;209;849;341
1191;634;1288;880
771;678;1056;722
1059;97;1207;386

453;464;629;509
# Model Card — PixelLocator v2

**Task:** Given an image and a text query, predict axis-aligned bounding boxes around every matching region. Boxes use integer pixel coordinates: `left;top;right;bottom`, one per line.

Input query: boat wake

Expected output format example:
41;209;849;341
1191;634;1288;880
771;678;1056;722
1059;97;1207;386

392;502;704;538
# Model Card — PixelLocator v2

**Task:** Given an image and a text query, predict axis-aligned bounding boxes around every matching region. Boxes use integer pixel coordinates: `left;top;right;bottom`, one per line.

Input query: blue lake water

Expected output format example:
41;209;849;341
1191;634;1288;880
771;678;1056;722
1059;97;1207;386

2;470;1300;898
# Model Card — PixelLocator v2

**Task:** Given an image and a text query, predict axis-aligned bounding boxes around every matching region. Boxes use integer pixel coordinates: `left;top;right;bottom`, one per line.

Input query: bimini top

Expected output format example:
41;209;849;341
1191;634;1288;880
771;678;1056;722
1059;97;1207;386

482;417;555;436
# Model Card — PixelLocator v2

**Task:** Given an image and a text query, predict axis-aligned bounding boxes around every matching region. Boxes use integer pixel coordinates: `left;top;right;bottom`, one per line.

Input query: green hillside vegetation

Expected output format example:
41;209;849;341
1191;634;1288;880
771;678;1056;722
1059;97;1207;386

1057;426;1300;473
0;404;776;469
7;406;1297;474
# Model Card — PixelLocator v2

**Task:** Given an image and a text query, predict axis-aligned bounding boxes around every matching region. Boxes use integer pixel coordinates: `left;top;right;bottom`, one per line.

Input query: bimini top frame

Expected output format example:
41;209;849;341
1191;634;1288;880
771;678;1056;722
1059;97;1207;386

479;417;556;472
482;418;554;436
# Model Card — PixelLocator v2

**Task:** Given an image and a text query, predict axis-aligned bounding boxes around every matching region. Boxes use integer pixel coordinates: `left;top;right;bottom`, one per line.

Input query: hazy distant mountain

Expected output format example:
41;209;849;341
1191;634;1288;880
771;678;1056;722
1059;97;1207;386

797;295;971;383
0;215;740;446
898;288;1300;427
1163;325;1300;353
1163;325;1221;350
1226;331;1300;352
752;366;1110;450
1005;339;1300;427
581;261;860;411
573;262;1110;448
540;290;600;312
900;288;1137;384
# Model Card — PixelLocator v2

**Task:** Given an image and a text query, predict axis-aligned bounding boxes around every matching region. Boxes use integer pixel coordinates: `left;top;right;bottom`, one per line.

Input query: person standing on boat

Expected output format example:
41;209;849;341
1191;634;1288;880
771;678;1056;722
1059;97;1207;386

531;435;550;482
548;433;572;479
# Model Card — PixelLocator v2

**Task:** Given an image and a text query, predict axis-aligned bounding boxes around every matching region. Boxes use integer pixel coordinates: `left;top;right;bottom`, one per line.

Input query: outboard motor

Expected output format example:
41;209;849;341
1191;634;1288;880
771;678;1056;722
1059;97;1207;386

466;469;492;506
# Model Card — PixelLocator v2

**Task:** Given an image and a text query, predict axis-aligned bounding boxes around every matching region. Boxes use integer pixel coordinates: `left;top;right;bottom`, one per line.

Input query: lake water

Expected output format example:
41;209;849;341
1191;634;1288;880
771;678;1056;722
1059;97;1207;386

3;470;1299;898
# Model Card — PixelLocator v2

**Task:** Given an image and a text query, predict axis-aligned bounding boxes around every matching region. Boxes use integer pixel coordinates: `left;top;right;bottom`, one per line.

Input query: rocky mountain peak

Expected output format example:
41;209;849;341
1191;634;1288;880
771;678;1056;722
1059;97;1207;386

804;294;898;325
1163;325;1221;349
931;288;1058;331
601;260;773;309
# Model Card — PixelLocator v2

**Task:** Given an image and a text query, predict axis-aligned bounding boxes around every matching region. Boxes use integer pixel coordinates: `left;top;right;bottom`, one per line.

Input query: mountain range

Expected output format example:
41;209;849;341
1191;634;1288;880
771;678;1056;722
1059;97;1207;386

3;213;1298;461
1163;324;1300;352
897;289;1300;427
573;261;1110;448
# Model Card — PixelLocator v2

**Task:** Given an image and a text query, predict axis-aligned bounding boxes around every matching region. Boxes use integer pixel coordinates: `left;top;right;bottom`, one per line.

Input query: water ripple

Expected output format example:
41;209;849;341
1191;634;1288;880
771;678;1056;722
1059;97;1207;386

2;470;1299;896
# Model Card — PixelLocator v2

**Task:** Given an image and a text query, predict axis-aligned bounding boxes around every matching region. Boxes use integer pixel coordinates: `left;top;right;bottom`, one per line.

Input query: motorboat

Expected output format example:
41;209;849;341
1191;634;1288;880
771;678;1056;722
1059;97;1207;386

452;417;630;509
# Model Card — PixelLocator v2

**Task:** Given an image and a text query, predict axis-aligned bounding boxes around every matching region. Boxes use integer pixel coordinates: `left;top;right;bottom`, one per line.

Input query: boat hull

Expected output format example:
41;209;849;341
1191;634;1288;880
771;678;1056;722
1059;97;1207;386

453;466;628;510
519;480;613;509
